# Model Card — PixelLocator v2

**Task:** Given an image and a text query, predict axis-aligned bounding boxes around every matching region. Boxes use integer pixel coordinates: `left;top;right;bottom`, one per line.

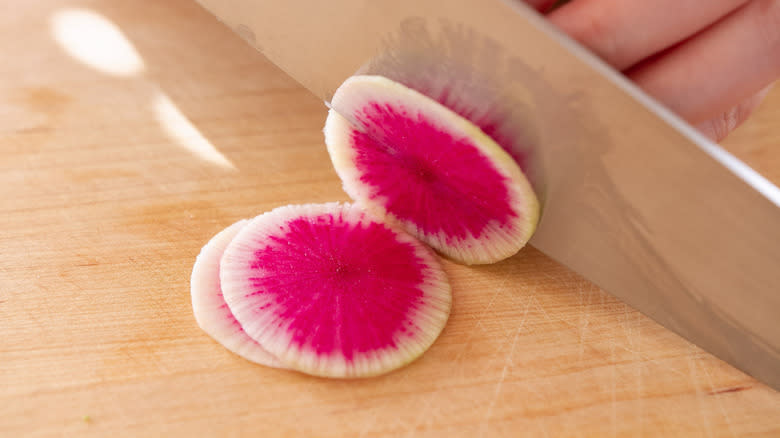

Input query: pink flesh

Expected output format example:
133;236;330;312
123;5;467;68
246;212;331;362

435;86;529;173
351;101;517;240
247;213;427;360
473;120;527;172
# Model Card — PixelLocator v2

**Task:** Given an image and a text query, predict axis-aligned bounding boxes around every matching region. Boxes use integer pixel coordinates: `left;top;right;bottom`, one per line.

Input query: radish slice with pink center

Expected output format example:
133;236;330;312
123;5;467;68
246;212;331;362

325;75;540;265
220;203;451;378
190;220;284;368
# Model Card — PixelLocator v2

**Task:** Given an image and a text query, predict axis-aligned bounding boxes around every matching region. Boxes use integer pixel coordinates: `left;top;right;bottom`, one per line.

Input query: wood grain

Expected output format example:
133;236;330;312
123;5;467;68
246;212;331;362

1;1;778;436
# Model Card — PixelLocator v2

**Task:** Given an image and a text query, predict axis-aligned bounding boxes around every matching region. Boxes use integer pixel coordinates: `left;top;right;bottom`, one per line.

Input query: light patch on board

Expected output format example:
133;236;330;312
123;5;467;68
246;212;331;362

153;93;236;170
51;9;144;76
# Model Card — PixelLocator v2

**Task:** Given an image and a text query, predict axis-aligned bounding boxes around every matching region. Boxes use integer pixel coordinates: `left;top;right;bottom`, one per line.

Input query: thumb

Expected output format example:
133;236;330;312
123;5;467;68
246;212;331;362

696;83;774;142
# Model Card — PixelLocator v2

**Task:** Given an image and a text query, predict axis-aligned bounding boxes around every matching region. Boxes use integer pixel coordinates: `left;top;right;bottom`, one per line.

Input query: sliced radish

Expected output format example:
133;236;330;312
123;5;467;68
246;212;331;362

325;75;540;265
219;203;451;378
190;220;284;368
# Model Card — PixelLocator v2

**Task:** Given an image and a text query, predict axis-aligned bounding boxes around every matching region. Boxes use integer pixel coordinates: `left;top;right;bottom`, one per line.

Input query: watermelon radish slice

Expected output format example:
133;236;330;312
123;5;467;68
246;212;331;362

325;75;540;265
190;220;284;368
219;203;451;378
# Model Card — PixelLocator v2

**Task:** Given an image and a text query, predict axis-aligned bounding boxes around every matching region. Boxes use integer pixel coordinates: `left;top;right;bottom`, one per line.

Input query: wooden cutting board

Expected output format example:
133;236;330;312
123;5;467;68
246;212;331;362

1;1;779;436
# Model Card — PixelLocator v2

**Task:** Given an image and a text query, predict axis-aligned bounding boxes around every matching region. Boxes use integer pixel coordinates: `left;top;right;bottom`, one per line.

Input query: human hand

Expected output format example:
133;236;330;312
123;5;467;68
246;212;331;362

526;0;780;141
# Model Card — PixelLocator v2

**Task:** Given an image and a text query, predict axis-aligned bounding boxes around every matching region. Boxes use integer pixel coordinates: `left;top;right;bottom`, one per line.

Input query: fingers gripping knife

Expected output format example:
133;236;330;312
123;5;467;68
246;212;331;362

194;0;780;390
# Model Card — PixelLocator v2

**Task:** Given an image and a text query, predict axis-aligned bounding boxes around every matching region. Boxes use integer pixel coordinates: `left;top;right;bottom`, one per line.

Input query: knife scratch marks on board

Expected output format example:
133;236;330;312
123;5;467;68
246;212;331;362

620;345;688;378
478;306;529;438
471;291;531;386
403;391;437;438
476;285;503;328
492;273;517;333
609;337;618;438
357;365;415;438
536;296;553;323
450;285;505;368
632;307;645;435
621;301;643;429
574;283;588;402
577;284;594;367
698;353;737;437
686;347;715;438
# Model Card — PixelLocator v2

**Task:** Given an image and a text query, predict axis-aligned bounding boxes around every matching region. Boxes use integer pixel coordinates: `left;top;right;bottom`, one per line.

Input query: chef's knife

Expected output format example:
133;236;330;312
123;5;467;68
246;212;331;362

194;0;780;390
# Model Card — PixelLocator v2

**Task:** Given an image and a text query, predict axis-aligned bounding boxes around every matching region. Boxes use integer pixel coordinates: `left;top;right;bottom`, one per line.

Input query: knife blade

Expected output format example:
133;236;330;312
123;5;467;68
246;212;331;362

194;0;780;390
